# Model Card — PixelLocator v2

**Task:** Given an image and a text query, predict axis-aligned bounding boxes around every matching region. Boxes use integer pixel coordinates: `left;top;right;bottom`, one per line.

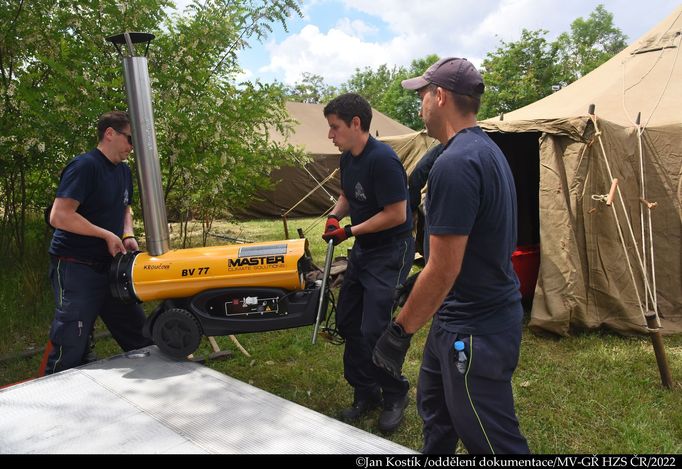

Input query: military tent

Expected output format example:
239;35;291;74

479;6;682;336
238;101;414;218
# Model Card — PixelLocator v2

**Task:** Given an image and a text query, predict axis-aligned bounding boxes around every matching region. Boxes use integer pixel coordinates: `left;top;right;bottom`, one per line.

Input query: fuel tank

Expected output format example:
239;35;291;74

111;239;310;303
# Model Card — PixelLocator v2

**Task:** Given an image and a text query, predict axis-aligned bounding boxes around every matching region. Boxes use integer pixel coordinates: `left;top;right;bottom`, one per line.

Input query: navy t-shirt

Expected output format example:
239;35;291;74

340;136;412;248
408;143;444;212
49;148;134;262
425;127;522;335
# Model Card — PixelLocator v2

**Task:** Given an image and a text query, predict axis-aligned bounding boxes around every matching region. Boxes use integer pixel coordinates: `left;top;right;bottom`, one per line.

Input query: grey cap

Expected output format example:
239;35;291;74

401;57;484;97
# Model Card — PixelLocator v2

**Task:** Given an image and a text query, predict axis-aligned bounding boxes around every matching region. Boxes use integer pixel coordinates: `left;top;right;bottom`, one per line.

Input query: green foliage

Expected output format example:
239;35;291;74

378;55;439;130
283;72;338;104
0;0;170;258
0;0;305;254
150;1;305;244
554;4;628;83
0;215;56;358
282;55;438;130
479;4;628;119
339;63;399;106
479;29;561;119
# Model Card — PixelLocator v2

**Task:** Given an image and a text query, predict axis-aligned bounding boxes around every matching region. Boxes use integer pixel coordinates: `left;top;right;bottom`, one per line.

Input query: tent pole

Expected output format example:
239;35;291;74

636;113;671;389
636;112;650;313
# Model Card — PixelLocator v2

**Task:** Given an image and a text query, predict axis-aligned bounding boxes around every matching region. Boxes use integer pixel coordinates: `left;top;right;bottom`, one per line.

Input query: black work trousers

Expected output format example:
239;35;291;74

418;319;530;454
336;235;415;405
46;256;151;374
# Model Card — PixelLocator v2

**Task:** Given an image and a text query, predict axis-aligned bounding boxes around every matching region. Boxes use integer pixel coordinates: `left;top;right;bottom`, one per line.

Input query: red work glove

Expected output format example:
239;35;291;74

322;225;353;246
324;214;341;234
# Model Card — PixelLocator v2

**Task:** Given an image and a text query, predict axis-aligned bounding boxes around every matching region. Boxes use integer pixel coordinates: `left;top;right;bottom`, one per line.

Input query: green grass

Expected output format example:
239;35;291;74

1;216;681;453
0;220;55;360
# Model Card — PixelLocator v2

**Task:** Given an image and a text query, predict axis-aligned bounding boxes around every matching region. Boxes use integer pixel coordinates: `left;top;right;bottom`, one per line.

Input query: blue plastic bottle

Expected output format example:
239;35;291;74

454;340;467;374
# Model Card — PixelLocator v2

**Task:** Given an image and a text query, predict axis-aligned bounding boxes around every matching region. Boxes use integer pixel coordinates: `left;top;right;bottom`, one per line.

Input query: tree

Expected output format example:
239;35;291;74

479;29;561;119
0;0;171;258
335;55;438;130
150;0;305;246
283;72;337;104
378;55;439;130
0;0;306;256
554;4;628;83
283;54;438;130
340;64;398;107
478;5;627;120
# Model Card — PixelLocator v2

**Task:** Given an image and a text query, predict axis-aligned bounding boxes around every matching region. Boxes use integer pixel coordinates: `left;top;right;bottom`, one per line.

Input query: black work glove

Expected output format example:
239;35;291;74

372;320;413;380
322;224;353;246
394;271;420;308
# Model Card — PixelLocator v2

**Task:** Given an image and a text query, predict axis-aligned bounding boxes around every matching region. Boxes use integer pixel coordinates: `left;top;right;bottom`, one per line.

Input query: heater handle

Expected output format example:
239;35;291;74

312;239;335;344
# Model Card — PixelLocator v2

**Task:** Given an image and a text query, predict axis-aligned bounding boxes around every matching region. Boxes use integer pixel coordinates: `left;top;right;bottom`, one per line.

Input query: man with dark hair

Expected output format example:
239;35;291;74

372;58;530;453
46;110;151;374
322;93;415;433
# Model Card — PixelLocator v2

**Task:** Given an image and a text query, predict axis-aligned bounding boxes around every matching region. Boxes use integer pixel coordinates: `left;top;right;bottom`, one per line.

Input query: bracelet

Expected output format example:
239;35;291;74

122;234;136;241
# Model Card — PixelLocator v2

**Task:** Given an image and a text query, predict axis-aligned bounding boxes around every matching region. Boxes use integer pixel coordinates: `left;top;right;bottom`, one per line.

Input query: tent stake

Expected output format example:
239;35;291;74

282;211;290;239
645;312;674;389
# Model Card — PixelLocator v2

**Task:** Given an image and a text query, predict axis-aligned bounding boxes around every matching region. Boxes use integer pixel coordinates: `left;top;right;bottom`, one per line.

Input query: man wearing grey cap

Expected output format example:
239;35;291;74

372;58;529;454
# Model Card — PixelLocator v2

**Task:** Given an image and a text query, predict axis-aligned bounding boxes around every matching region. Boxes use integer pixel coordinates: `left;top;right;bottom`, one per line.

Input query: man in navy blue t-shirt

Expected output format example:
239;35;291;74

45;111;151;374
322;93;415;433
373;59;529;454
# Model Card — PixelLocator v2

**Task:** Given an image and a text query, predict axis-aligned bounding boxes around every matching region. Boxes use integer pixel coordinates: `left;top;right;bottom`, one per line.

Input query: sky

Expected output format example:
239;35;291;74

173;0;681;86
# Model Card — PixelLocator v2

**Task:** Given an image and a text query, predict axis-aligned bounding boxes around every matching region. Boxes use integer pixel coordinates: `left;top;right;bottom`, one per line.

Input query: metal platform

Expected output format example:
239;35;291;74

0;346;414;454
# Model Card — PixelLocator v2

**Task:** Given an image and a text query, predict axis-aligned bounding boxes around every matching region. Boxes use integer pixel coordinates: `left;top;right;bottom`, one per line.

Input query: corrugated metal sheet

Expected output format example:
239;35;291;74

0;347;414;454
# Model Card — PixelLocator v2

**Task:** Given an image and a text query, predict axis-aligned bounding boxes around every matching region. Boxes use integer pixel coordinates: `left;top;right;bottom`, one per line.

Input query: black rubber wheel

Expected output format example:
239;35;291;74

152;308;202;359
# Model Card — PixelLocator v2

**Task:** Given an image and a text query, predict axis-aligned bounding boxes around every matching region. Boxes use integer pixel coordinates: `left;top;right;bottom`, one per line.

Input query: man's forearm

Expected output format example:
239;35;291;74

394;263;452;334
52;209;112;240
330;193;350;219
123;206;134;236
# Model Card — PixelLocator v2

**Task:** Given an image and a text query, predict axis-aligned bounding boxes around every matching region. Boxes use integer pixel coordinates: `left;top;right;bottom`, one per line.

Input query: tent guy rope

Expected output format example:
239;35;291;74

588;105;673;389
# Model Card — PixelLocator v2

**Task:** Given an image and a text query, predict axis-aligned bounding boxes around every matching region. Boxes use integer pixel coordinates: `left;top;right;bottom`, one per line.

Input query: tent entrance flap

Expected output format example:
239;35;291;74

488;132;541;247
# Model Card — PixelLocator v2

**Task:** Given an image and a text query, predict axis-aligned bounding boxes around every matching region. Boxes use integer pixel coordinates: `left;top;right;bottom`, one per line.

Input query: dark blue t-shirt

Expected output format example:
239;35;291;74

425;127;522;335
340;136;412;248
49;148;134;262
408;143;444;212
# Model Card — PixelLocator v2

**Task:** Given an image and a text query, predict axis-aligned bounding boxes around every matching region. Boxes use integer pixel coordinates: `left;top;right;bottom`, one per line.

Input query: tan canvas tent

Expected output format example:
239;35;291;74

237;102;414;218
480;6;682;336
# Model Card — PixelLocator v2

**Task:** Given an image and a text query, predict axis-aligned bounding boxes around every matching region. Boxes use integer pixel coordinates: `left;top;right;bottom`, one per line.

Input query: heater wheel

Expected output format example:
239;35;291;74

152;308;202;359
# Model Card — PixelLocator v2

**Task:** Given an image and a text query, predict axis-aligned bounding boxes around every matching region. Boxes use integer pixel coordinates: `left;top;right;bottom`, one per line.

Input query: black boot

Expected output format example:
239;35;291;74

340;390;382;422
82;331;98;364
378;393;408;433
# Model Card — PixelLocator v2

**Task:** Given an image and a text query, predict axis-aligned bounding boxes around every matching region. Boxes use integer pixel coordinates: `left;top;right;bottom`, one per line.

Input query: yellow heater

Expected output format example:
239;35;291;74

111;239;308;303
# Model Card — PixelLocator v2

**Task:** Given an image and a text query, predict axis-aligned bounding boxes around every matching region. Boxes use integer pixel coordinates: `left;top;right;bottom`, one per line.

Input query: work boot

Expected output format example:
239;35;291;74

340;392;382;422
82;331;98;364
378;394;408;433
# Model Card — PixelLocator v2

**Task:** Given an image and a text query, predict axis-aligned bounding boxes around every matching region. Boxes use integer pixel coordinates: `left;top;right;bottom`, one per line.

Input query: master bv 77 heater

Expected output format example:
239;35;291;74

106;33;334;359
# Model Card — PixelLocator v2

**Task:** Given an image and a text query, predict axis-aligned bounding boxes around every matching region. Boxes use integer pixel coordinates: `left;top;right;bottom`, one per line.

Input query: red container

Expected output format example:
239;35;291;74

511;245;540;300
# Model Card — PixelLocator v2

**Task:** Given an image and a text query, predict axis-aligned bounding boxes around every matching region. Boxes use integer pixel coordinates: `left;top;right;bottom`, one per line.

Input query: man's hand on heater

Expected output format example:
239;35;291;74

322;225;353;246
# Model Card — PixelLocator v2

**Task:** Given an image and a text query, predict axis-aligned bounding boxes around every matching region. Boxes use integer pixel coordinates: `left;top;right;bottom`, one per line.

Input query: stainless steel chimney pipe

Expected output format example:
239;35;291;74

107;32;170;256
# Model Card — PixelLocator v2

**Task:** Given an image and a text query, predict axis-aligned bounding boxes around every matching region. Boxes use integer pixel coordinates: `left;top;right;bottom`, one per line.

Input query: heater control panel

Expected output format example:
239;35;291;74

224;296;281;317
